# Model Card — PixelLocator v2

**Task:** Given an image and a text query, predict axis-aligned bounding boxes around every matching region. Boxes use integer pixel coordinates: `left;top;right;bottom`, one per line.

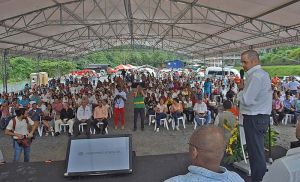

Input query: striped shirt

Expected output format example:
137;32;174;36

1;106;10;118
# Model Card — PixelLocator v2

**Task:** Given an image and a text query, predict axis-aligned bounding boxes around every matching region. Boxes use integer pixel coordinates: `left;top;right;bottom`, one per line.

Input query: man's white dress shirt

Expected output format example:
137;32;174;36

237;65;272;115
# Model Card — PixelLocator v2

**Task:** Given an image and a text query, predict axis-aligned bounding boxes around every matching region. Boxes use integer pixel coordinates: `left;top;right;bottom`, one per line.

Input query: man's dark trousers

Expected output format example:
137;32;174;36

243;114;269;182
134;108;145;129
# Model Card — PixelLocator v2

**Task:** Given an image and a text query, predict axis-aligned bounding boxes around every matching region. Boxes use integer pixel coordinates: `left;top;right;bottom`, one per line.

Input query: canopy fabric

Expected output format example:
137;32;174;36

125;64;137;69
108;69;118;73
115;64;131;70
0;0;299;59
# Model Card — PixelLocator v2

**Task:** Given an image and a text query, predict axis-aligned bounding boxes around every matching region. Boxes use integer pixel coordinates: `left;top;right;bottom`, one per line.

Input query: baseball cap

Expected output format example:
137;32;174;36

198;97;203;101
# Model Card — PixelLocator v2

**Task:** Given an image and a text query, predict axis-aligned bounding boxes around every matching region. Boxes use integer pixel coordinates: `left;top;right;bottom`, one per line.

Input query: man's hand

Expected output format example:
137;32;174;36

28;133;33;138
237;81;244;90
278;109;282;112
16;133;23;139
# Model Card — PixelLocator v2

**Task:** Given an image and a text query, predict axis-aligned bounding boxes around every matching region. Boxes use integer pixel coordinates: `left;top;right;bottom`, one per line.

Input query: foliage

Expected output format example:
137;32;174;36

232;65;300;77
260;46;300;63
0;57;74;82
264;128;279;150
223;119;279;165
77;46;191;70
223;121;245;165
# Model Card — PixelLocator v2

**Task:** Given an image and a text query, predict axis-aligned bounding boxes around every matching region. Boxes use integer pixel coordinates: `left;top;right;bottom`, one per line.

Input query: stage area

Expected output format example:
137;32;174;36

0;146;288;182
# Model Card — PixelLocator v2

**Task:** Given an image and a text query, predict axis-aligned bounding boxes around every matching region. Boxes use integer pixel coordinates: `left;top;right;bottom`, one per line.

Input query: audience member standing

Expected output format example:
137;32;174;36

114;85;127;130
133;85;145;131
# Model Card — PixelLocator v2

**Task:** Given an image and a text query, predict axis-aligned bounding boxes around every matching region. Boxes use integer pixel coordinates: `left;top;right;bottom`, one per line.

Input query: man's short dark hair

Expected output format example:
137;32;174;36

15;108;27;117
241;50;259;62
223;101;232;110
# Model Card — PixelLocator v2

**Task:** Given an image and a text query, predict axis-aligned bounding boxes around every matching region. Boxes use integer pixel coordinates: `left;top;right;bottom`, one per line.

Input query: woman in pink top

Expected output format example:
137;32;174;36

271;92;285;125
1;100;10;130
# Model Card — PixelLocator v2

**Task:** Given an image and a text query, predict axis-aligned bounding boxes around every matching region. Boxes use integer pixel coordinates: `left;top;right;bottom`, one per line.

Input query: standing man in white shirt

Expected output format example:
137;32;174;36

237;50;273;182
114;84;127;130
74;99;92;137
289;77;300;95
282;77;290;91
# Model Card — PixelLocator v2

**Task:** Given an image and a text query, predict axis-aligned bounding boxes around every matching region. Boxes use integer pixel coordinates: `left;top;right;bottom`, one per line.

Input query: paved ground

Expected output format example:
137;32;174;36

0;88;297;163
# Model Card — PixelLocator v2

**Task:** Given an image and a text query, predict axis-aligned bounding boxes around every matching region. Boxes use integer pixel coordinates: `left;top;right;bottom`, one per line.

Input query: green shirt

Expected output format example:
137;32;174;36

134;92;145;108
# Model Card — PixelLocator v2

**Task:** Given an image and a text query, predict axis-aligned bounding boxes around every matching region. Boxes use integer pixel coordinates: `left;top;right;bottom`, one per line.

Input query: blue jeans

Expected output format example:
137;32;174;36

295;111;299;124
172;111;181;126
285;109;298;124
195;114;210;126
14;141;30;163
156;113;166;129
1;117;10;130
204;91;210;98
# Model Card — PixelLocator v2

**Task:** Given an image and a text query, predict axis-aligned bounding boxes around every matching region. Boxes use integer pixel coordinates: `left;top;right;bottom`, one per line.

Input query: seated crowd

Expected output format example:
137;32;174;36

0;73;299;136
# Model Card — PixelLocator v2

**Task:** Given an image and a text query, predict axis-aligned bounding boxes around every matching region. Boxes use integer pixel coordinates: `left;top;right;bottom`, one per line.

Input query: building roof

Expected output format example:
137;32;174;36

0;0;299;59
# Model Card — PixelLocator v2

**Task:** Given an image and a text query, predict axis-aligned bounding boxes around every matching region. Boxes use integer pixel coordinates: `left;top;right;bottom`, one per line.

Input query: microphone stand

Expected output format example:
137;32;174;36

267;119;273;164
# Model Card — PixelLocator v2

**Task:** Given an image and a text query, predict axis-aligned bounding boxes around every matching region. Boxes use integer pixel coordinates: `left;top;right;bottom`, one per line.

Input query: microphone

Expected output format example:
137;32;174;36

240;69;244;79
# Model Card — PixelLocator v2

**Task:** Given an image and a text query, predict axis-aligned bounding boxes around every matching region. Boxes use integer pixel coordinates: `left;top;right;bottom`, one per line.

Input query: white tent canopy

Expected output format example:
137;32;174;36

0;0;299;59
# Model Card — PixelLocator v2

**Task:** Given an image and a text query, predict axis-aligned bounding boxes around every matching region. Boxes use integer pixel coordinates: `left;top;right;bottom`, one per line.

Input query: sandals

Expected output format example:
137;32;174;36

45;132;49;136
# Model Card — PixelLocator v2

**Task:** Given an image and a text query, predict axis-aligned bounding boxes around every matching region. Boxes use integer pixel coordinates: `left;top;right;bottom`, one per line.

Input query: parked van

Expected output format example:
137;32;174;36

205;67;240;78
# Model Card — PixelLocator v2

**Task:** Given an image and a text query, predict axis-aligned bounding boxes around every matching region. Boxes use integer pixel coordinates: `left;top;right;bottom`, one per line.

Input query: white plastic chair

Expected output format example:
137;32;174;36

148;113;156;125
79;123;93;133
38;115;55;137
270;116;273;125
194;117;205;129
93;122;108;134
154;118;169;131
59;123;70;132
171;114;186;130
283;114;293;125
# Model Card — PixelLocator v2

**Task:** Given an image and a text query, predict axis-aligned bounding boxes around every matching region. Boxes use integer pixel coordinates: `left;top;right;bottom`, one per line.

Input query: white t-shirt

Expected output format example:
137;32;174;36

32;80;36;86
172;93;178;99
289;81;299;90
37;104;46;112
157;104;167;113
193;102;207;114
183;101;193;109
6;117;34;139
282;82;290;90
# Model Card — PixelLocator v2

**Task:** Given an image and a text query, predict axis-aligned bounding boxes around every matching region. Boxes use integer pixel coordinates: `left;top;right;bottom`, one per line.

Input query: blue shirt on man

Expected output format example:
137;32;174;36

28;108;43;121
165;165;244;182
204;82;212;93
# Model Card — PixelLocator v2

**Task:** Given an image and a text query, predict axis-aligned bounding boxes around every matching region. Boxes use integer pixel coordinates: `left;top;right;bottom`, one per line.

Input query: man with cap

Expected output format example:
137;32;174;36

193;97;210;126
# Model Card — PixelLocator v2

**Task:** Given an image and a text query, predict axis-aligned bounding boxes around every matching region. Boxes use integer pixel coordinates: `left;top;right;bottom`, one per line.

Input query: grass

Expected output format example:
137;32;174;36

232;65;300;78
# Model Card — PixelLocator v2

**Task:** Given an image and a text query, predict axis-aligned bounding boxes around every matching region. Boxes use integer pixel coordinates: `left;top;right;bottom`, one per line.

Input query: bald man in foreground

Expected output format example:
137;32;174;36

165;125;244;182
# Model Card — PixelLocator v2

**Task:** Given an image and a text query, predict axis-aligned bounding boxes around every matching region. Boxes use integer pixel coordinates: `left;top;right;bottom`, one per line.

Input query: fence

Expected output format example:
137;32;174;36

0;80;30;93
